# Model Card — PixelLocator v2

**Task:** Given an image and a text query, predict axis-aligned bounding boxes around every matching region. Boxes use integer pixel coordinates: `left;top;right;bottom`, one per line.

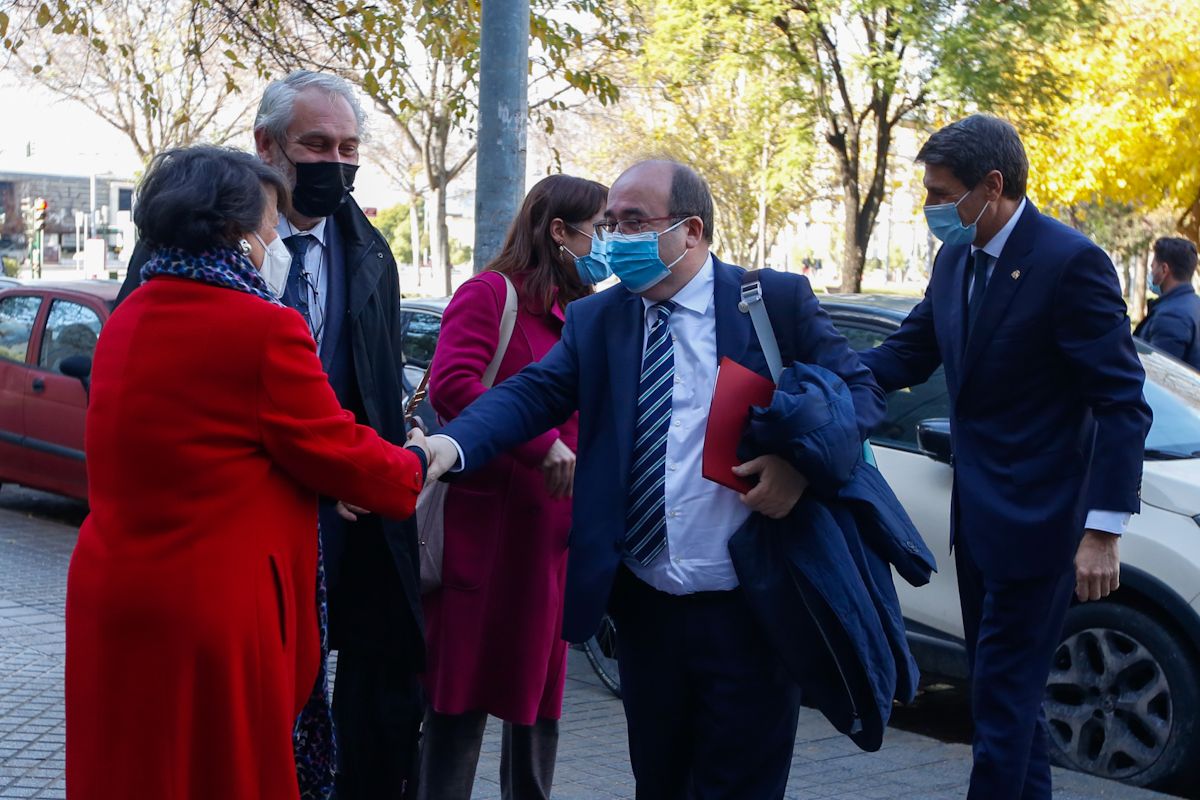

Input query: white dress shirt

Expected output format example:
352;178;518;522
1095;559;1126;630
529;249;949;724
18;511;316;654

278;216;330;348
970;198;1128;536
625;256;750;594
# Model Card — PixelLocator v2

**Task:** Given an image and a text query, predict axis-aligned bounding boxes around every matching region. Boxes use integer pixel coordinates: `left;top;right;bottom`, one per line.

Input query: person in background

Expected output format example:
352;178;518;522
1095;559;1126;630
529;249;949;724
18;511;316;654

1135;236;1200;369
859;115;1151;800
417;175;608;800
65;145;429;800
118;70;429;798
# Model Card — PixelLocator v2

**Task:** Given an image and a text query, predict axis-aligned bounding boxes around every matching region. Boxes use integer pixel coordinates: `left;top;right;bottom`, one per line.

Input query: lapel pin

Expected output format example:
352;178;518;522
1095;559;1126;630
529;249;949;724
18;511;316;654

1011;269;1021;280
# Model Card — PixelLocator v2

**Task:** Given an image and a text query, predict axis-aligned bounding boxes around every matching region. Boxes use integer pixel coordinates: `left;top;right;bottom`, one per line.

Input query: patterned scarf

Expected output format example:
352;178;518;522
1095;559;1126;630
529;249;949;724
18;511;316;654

140;245;284;307
143;244;336;798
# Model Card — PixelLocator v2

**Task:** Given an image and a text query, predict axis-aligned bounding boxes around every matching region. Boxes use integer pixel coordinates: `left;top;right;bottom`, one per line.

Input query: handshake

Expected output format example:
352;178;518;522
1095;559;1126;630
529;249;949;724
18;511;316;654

403;427;577;499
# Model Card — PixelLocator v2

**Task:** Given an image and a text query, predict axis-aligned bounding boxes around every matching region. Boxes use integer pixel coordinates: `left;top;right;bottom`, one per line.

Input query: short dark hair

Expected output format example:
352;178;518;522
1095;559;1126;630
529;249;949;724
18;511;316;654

1154;237;1199;281
134;145;291;253
668;163;715;243
917;114;1028;200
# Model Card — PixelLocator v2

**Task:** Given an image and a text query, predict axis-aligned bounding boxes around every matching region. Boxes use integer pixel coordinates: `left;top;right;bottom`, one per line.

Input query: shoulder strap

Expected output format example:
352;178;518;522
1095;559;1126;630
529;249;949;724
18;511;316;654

740;269;784;382
482;273;518;388
403;273;519;420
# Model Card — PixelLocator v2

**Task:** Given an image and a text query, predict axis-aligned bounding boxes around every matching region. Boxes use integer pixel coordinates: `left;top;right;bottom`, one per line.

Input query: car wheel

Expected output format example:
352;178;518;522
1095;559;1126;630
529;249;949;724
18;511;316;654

582;613;621;698
1045;603;1200;790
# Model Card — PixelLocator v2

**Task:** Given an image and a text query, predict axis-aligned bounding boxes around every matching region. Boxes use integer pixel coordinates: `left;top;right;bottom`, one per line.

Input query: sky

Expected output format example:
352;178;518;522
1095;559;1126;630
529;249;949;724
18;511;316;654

0;76;408;211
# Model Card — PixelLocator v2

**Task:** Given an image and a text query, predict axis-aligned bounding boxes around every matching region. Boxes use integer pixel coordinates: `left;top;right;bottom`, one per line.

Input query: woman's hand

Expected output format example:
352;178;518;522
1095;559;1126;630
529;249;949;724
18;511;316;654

406;426;430;463
336;501;371;522
542;439;576;499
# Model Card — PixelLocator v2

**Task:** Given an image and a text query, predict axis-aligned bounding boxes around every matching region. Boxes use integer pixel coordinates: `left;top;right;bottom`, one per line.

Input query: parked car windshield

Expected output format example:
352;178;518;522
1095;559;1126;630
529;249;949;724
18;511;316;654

1138;342;1200;459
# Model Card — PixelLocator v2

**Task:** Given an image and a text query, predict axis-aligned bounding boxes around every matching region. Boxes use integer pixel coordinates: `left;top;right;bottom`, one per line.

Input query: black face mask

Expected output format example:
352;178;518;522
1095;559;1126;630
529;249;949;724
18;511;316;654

289;159;359;219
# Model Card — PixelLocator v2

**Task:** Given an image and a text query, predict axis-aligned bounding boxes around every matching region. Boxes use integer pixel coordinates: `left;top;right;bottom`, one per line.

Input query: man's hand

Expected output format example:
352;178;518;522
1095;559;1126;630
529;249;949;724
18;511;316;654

1075;529;1120;602
422;434;462;482
542;439;576;499
336;502;370;522
733;455;809;519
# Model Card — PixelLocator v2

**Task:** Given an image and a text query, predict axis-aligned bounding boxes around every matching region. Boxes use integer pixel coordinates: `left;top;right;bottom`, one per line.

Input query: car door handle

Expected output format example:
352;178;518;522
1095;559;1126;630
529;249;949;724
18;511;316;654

31;377;45;393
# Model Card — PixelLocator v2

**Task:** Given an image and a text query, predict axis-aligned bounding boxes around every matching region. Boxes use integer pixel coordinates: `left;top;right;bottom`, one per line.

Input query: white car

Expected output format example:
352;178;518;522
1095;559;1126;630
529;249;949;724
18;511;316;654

584;294;1200;793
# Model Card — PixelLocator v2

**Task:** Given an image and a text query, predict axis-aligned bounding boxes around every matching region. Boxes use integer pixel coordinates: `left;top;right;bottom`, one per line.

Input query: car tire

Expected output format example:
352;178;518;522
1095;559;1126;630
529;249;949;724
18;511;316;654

581;613;621;698
1045;602;1200;791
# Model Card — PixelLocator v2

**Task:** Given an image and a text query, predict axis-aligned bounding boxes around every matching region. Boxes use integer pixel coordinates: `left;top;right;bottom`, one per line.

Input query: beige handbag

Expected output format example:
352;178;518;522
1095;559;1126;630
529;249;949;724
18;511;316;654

406;274;517;594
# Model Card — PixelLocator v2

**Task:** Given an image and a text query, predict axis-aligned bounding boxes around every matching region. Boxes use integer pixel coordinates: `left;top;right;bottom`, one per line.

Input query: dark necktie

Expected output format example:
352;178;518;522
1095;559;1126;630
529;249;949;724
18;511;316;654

283;234;313;333
966;249;990;337
625;301;678;565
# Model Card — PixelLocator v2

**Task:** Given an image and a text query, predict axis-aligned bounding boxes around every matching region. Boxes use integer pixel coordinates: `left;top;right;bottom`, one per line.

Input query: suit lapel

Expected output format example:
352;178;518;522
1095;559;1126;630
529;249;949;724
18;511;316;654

714;259;752;365
959;203;1039;387
319;217;347;370
608;290;646;489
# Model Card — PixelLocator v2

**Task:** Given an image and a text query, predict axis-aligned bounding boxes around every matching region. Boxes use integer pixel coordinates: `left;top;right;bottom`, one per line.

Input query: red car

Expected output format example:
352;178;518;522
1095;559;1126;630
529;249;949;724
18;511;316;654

0;281;119;500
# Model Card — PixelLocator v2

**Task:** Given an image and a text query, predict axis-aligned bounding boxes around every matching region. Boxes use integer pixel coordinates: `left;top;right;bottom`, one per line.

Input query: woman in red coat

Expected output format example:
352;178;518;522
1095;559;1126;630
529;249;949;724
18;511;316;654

419;175;608;799
65;146;428;800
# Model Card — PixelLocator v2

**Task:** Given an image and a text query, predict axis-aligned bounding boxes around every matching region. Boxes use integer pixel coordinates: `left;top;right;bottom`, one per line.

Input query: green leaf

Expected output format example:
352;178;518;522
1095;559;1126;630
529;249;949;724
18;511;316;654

35;4;52;27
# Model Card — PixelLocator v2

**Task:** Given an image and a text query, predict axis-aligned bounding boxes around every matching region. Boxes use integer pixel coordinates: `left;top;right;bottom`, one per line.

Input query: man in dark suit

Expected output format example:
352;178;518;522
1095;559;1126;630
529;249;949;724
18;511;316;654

1135;236;1200;368
117;71;425;799
859;115;1152;800
422;160;886;799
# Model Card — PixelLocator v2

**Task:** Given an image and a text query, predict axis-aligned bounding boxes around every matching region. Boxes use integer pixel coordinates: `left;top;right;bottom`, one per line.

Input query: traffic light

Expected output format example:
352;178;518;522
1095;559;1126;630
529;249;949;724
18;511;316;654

33;198;47;232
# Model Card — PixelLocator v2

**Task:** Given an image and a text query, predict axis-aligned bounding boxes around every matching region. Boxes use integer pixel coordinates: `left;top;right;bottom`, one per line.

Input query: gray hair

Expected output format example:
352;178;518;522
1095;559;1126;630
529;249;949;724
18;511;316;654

254;70;367;142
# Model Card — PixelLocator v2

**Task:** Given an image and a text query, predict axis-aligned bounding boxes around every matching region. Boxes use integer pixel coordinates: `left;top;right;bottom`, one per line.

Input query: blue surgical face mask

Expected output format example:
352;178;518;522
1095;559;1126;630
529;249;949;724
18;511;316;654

924;187;989;246
605;217;691;294
565;226;611;285
1148;268;1163;296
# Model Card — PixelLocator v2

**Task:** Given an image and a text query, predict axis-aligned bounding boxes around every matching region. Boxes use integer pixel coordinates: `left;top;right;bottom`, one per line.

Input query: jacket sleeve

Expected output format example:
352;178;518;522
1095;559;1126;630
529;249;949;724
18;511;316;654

786;275;887;439
1052;244;1152;513
429;274;561;467
438;301;582;472
256;306;424;519
858;289;942;394
1142;305;1192;361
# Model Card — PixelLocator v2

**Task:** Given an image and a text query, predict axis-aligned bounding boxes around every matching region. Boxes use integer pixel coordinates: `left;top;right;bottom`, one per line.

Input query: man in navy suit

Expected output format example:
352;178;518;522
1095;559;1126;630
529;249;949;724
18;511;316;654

423;160;885;798
859;115;1152;800
1135;236;1200;368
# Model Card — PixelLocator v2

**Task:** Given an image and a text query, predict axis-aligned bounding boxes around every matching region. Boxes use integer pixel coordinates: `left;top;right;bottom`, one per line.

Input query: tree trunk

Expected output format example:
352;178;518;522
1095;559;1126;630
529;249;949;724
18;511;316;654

1132;247;1150;323
755;134;770;270
408;191;422;287
430;179;451;296
839;178;866;294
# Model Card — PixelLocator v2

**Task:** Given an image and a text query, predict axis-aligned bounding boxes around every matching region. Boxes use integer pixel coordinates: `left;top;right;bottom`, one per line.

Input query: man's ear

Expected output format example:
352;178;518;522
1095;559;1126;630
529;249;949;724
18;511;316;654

254;128;277;165
984;169;1005;202
685;215;706;249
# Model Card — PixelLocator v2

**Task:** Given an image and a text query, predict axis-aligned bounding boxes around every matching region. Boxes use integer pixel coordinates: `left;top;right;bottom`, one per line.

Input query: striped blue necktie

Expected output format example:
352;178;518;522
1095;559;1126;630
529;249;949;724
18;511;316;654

625;301;677;565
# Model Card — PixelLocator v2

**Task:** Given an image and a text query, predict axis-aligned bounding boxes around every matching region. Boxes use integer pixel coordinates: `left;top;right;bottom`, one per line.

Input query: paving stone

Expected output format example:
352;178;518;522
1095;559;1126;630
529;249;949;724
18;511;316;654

0;499;1181;800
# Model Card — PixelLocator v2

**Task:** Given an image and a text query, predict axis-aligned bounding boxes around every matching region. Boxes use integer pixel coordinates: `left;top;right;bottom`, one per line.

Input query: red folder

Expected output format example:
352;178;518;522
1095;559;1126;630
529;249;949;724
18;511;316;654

703;357;776;494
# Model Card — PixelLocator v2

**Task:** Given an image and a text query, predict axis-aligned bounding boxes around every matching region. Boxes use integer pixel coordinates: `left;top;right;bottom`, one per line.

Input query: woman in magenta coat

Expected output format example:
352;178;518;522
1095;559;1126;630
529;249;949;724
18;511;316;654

418;175;608;799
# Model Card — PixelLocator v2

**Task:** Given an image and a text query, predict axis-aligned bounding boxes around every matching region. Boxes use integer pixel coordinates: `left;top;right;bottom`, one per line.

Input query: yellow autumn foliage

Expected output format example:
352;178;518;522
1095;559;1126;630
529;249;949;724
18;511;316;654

1022;0;1200;238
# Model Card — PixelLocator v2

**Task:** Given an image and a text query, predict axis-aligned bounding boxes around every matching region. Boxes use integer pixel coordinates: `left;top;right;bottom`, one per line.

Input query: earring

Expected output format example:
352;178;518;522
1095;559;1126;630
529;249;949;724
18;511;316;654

238;238;252;256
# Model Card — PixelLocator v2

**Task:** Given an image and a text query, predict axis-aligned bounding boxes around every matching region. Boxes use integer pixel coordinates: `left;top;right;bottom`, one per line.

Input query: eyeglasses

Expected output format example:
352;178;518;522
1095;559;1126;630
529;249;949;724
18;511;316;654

593;215;692;240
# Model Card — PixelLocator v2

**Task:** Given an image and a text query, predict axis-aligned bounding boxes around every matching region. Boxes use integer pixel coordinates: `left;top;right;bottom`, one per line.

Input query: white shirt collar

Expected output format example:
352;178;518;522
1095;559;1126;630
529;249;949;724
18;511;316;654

278;216;328;248
642;254;715;320
973;197;1027;260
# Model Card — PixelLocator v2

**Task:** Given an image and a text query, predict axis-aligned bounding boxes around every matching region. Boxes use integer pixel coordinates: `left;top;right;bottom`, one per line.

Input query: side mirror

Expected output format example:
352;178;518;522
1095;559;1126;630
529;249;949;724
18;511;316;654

916;418;953;464
59;355;92;402
60;355;92;380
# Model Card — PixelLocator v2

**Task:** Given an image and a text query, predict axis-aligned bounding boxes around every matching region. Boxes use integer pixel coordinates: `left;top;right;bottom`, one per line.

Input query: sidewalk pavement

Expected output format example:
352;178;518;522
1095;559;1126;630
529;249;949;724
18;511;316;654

0;500;1176;800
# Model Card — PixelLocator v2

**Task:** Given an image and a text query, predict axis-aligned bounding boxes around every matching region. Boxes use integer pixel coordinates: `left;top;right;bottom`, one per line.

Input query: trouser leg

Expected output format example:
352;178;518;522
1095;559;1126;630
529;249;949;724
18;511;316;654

415;709;489;800
499;717;559;800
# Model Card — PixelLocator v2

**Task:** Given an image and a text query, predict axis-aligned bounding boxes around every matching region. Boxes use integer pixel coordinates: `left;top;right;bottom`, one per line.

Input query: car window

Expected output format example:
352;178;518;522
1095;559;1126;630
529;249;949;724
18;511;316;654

403;311;441;370
1137;342;1200;457
0;295;43;363
834;320;952;450
39;300;102;373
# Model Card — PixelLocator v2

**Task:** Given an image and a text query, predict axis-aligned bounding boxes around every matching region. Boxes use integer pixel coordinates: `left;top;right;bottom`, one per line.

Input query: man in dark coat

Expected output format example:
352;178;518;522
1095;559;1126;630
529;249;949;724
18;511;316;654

1135;236;1200;368
860;115;1152;800
117;71;425;799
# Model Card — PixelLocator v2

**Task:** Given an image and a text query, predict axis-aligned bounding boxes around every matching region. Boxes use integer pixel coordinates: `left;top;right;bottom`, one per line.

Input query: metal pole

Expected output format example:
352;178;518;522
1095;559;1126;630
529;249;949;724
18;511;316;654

472;0;530;273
